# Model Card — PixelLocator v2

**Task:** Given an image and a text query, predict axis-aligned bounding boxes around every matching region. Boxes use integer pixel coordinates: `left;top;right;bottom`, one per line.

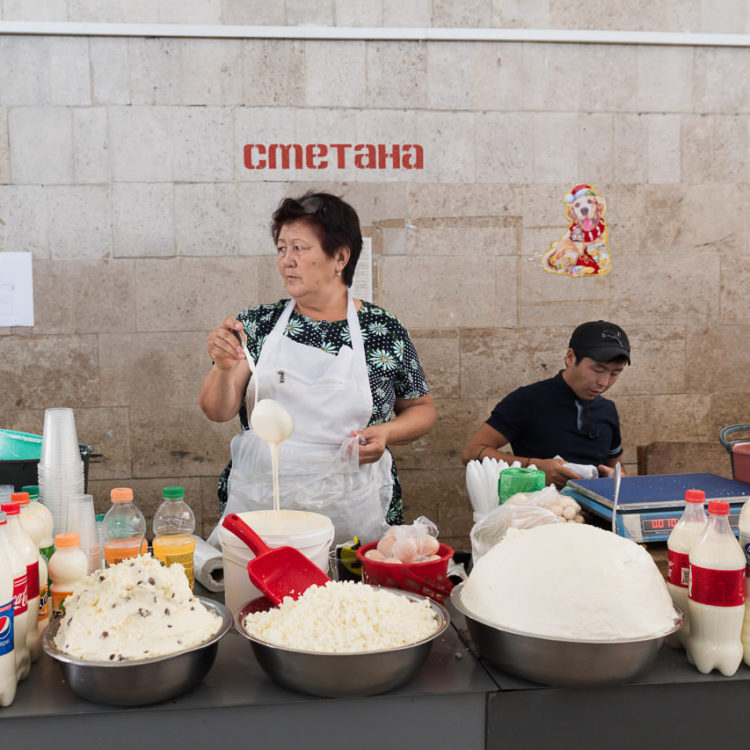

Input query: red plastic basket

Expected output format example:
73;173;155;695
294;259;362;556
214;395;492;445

355;541;455;604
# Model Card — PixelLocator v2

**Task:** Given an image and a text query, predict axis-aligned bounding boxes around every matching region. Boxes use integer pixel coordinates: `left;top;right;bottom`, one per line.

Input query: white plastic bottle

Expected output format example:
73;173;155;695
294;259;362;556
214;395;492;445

0;507;30;680
6;498;41;659
49;533;88;616
739;496;750;665
686;500;746;676
12;492;50;633
666;489;707;648
0;513;17;707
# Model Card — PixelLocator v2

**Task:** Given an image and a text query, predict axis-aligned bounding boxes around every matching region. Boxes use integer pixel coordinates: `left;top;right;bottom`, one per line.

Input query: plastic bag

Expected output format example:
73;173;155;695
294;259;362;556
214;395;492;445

470;503;562;563
367;516;441;564
504;485;584;523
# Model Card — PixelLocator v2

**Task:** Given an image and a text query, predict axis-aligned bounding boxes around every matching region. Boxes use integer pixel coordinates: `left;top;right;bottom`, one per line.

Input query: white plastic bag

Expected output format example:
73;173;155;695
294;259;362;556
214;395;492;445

470;503;562;563
504;485;584;523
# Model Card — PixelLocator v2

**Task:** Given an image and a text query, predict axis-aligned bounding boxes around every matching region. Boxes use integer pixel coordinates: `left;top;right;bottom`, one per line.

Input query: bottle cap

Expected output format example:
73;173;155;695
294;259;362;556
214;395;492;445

685;489;705;503
708;500;730;515
11;491;30;506
111;488;133;503
21;485;39;499
162;486;185;499
1;503;20;516
55;532;80;547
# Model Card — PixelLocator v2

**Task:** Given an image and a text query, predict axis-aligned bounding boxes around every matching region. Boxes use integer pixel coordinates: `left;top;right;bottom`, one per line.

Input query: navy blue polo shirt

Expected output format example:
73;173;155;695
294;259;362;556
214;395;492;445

486;372;623;466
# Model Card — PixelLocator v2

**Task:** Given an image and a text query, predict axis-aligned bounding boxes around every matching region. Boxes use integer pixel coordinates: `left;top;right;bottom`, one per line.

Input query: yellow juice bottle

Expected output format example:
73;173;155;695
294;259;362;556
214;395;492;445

152;487;196;588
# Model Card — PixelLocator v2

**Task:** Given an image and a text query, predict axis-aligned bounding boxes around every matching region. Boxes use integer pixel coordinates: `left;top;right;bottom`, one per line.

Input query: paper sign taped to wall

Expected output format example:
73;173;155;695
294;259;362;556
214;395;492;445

0;252;34;326
350;237;373;302
541;184;612;277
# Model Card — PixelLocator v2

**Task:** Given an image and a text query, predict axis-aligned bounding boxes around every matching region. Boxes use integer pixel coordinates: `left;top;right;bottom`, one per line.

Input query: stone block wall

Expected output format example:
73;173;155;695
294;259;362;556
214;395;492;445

2;2;750;548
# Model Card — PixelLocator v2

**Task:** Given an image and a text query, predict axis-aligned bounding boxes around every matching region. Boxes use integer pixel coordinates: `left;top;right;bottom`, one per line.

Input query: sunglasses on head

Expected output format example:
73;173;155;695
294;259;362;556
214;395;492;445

299;196;326;216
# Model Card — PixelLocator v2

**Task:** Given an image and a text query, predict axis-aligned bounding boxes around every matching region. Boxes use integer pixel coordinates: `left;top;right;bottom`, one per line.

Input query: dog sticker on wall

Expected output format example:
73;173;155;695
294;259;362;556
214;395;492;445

541;183;611;277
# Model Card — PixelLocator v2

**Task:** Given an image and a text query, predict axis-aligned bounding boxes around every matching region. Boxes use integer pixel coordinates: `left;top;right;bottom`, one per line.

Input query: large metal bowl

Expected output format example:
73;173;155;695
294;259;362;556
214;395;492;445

451;582;683;687
41;597;232;705
235;589;450;697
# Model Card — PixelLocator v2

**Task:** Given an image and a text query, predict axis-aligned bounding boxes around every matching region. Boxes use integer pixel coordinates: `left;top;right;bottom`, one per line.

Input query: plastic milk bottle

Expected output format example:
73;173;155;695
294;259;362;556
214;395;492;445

0;513;17;707
666;489;707;648
12;492;51;632
49;533;88;616
738;496;750;665
686;500;745;676
4;499;41;660
0;509;30;680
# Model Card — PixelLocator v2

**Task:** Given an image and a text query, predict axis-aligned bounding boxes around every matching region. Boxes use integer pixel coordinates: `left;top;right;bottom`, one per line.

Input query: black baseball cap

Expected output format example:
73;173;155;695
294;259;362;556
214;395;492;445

569;321;630;364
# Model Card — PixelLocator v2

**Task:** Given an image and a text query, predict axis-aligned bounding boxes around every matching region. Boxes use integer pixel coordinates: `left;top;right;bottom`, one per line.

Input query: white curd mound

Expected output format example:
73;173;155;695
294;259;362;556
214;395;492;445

462;523;677;640
242;581;440;653
54;555;222;661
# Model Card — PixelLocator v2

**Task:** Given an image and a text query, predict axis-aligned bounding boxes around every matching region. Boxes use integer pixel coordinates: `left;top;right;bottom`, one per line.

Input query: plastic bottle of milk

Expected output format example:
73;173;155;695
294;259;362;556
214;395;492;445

666;489;707;648
0;508;30;680
102;488;147;566
738;496;750;665
17;487;55;564
152;486;196;588
686;500;745;676
49;533;88;616
12;492;51;634
0;513;17;707
2;502;40;661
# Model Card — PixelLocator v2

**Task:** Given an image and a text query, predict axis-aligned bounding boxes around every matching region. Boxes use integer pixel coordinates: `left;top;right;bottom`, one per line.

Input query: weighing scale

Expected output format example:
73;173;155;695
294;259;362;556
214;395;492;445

564;473;750;543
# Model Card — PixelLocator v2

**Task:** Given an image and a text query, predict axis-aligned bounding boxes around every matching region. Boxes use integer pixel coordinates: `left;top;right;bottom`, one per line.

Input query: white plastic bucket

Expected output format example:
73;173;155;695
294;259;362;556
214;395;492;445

218;509;335;618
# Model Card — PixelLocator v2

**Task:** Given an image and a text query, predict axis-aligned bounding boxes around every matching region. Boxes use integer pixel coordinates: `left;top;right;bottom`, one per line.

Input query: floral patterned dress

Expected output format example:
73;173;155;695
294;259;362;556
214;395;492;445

217;299;430;524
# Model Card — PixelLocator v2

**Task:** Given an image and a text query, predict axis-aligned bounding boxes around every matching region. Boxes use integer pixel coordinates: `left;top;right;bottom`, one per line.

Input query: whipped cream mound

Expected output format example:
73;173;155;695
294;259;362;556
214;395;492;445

242;581;440;653
55;555;222;661
462;523;677;640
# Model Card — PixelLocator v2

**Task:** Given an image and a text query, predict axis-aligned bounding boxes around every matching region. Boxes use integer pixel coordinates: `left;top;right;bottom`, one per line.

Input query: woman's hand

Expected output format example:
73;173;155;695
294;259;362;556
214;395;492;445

207;317;246;371
352;427;389;464
200;317;251;422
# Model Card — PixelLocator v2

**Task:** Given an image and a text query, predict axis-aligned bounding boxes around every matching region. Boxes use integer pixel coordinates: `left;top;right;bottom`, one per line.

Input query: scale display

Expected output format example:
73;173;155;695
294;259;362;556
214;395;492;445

564;473;749;543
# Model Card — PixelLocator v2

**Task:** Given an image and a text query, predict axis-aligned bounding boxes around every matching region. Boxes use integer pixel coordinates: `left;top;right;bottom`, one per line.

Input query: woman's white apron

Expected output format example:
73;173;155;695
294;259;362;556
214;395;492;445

213;293;392;546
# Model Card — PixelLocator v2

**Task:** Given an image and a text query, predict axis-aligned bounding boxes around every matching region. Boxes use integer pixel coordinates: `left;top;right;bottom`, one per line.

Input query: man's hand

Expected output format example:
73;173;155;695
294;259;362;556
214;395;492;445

532;457;581;489
598;463;625;479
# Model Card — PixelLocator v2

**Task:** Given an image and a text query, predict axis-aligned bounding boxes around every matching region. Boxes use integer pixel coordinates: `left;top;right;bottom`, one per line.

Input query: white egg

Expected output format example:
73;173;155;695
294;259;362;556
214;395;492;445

365;549;386;561
392;536;418;564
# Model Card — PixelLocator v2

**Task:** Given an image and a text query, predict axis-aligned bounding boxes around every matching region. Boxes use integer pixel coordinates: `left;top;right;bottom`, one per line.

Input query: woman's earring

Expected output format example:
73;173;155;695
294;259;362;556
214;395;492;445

336;268;342;276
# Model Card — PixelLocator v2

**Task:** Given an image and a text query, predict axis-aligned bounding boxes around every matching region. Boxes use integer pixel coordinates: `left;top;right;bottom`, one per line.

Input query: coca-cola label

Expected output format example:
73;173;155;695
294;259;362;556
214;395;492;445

0;600;13;655
12;574;28;615
667;550;690;587
26;561;39;600
689;564;745;607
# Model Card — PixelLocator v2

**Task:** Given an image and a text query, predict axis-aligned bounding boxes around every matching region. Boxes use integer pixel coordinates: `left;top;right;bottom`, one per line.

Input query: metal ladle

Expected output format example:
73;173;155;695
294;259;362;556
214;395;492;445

236;330;259;406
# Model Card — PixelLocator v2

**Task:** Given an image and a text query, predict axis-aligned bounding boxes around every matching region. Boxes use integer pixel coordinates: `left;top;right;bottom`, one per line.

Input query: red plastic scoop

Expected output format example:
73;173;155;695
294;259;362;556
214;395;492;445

221;513;331;606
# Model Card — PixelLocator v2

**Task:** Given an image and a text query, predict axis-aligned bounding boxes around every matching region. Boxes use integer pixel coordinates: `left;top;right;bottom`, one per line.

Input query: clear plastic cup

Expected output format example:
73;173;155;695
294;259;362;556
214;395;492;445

41;408;82;464
66;494;100;574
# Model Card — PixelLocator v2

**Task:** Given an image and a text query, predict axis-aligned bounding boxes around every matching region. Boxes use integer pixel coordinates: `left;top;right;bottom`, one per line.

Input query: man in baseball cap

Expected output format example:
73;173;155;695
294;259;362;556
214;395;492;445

462;320;630;488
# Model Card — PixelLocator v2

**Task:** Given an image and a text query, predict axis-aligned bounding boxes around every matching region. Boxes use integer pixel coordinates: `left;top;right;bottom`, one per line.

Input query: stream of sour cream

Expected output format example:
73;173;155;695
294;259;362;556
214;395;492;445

250;398;295;515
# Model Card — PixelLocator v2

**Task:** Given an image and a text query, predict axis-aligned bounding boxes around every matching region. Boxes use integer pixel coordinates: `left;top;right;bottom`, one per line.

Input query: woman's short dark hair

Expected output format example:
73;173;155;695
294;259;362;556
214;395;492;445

271;191;363;287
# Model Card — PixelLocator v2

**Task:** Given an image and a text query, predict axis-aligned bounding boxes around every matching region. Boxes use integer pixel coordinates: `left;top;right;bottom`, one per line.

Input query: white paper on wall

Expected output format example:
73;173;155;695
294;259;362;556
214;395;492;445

350;236;372;302
0;252;34;327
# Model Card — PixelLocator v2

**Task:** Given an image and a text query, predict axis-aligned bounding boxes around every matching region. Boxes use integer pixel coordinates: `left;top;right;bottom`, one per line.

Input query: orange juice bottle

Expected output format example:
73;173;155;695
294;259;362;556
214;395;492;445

102;488;147;567
152;487;195;588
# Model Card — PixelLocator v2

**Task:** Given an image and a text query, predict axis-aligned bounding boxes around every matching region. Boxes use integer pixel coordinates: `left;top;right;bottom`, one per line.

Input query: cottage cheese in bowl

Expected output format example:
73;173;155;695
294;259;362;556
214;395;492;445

241;581;442;653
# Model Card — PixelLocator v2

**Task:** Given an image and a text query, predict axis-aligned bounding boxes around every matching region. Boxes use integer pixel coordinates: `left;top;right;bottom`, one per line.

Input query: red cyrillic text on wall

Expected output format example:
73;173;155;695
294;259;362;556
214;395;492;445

243;144;424;170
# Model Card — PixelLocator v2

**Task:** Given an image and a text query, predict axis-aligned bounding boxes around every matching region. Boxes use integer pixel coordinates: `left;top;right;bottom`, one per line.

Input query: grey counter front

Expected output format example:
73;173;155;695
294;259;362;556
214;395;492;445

2;622;494;750
7;600;750;749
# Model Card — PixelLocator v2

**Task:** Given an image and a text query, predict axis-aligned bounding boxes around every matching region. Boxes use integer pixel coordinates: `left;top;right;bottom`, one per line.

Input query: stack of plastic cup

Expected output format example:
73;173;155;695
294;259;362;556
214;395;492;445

0;486;13;502
66;494;100;574
38;408;85;537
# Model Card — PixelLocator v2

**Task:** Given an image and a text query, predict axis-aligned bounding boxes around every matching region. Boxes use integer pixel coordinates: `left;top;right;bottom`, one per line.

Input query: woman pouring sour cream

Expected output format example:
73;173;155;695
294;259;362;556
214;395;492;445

200;192;436;544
